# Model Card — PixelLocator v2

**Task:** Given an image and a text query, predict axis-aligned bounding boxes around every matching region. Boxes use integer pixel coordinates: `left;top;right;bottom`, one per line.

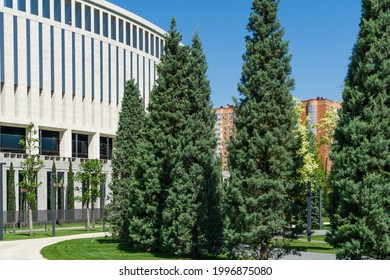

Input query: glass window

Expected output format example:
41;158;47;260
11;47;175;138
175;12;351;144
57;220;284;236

75;2;82;28
39;23;43;89
42;0;50;19
145;31;149;54
54;0;61;22
4;0;12;8
156;37;160;58
94;9;100;34
0;126;25;153
132;25;137;48
72;133;88;158
40;130;59;156
65;0;71;25
126;22;130;46
18;0;26;11
103;12;108;37
111;16;116;40
118;19;123;43
151;34;154;56
30;0;38;15
100;137;113;160
26;19;31;87
138;28;143;51
85;6;91;31
13;16;18;86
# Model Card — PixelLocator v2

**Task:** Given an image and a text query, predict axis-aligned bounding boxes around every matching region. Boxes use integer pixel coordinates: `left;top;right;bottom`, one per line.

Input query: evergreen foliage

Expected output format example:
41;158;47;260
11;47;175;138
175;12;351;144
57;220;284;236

109;79;146;242
226;0;297;260
161;31;223;257
327;0;390;260
6;162;16;223
67;160;75;210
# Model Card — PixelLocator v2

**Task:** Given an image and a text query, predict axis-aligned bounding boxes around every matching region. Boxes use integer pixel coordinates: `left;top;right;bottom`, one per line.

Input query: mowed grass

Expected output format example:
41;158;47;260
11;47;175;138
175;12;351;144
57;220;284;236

289;236;335;254
3;228;103;241
41;238;225;260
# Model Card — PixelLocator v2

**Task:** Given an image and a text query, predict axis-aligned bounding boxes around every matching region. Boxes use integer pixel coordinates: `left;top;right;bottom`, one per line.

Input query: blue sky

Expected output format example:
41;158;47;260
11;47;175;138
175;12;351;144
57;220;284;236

111;0;361;107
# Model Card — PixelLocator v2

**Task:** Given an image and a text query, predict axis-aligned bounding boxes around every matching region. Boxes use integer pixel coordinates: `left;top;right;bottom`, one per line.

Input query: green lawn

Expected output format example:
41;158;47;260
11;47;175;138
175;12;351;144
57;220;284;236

288;239;335;254
2;228;103;241
41;238;225;260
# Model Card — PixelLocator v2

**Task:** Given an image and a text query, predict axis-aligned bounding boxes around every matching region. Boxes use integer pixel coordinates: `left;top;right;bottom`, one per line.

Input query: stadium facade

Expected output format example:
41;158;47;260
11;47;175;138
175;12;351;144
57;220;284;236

0;0;165;223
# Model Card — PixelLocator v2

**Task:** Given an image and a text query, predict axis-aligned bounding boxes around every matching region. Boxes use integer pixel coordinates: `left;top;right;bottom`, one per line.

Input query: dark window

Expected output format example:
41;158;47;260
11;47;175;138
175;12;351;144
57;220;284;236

0;12;3;83
42;0;50;19
0;126;25;153
156;37;160;58
94;9;100;34
103;13;108;37
50;26;54;92
118;19;123;43
4;0;12;8
85;6;91;31
54;0;61;22
72;134;88;158
126;22;130;46
151;34;154;56
26;19;31;87
18;0;26;12
145;31;149;54
75;2;82;28
100;137;113;160
30;0;38;15
65;0;71;25
40;130;59;156
111;16;116;40
13;16;18;85
132;25;137;48
138;28;143;51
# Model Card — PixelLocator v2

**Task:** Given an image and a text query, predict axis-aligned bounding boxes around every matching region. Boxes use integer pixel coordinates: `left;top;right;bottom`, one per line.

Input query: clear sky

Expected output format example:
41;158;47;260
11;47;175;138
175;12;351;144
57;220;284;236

110;0;362;107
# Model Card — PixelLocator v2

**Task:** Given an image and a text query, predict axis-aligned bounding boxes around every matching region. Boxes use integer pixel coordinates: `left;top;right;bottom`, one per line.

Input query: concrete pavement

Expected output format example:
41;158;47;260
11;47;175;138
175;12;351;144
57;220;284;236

0;232;108;260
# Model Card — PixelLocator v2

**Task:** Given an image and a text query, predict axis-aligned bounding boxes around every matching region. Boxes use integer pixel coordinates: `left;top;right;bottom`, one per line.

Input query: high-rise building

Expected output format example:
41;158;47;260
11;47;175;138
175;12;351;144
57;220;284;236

213;104;235;172
0;0;165;223
301;97;341;172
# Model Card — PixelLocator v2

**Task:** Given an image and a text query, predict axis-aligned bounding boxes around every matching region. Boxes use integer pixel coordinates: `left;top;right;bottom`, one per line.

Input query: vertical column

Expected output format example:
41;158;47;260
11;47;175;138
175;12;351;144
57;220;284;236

89;133;100;160
60;129;72;158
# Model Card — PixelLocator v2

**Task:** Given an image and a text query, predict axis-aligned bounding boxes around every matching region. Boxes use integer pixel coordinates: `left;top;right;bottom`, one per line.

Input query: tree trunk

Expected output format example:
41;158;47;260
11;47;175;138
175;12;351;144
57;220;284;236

91;201;95;228
86;206;90;231
28;207;33;236
260;247;268;260
18;189;23;229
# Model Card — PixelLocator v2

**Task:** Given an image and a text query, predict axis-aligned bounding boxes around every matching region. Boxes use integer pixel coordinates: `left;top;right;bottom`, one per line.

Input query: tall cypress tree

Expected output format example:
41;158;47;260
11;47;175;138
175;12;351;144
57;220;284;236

109;79;146;242
161;31;223;256
67;160;75;221
7;162;16;225
226;0;297;260
327;0;390;260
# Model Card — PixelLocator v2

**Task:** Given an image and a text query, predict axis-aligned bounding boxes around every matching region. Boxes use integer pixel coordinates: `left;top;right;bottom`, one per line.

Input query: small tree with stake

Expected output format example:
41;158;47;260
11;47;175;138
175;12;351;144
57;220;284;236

75;159;106;230
19;122;44;236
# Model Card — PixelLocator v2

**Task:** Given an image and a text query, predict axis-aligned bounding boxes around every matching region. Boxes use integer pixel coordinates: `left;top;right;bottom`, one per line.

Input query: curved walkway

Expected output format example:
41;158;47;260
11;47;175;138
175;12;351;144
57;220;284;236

0;232;108;260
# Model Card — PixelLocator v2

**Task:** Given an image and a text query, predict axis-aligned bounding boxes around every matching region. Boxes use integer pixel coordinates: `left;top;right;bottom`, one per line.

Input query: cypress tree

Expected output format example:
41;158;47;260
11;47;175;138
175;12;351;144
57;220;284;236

327;0;390;260
7;162;16;225
161;31;223;256
67;160;75;221
109;79;146;242
226;0;297;260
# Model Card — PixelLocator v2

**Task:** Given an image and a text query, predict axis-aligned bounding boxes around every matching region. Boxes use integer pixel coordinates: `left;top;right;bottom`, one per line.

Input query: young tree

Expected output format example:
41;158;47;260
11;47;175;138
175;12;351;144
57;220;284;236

19;122;44;236
7;162;16;231
67;160;75;220
327;0;390;260
226;0;297;259
161;31;223;257
75;159;106;230
109;79;146;241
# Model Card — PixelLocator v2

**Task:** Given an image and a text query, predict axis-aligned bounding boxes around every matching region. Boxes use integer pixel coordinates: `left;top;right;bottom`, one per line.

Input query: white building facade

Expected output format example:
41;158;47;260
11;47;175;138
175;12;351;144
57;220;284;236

0;0;165;223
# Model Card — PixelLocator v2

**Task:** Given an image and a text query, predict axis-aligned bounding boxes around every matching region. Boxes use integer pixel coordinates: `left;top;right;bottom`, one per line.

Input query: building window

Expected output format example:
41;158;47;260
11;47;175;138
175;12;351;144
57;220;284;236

65;0;71;25
91;38;94;99
94;9;100;34
151;34;154;56
18;0;26;12
50;26;54;92
26;19;31;87
100;41;103;101
0;126;25;153
61;29;65;93
13;16;18;86
100;137;113;160
54;0;61;22
4;0;12;8
103;12;108;37
145;31;149;54
156;37;159;58
108;44;111;103
126;22;130;46
82;35;85;98
111;16;116;40
132;25;137;48
138;28;143;51
42;0;50;19
39;130;59;156
30;0;38;15
118;19;123;43
72;32;76;95
39;23;43;89
85;6;91;32
72;133;88;158
75;2;82;28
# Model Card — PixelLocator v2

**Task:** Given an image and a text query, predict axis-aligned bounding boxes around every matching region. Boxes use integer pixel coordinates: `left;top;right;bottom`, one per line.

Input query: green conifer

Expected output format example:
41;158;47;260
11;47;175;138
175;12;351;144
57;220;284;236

327;0;390;260
226;0;297;260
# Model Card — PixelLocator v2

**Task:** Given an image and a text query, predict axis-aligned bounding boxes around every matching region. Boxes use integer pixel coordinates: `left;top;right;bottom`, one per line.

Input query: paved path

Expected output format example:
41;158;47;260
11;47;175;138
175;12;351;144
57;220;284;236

0;232;108;260
280;252;336;260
